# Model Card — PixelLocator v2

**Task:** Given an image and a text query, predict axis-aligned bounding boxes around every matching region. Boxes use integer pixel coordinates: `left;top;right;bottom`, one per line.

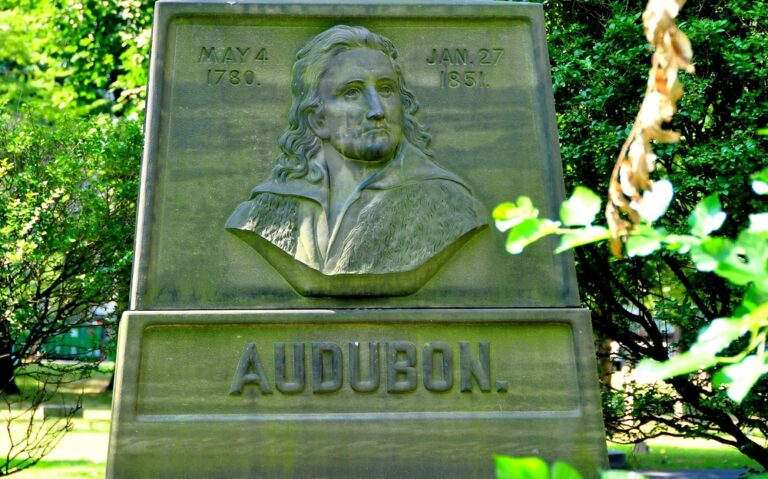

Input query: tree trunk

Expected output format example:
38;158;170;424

741;441;768;471
0;342;20;395
671;378;768;470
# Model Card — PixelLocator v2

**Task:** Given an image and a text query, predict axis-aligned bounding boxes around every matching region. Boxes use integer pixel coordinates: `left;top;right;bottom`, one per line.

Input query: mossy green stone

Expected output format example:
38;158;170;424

108;1;607;478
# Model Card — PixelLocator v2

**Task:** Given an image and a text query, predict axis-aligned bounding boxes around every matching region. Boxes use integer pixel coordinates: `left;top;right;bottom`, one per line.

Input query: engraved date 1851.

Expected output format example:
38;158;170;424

426;47;505;89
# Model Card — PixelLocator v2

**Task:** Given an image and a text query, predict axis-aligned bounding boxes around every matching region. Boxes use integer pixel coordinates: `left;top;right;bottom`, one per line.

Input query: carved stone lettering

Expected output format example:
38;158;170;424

425;48;468;65
349;341;380;392
311;342;342;393
386;341;417;393
229;342;273;395
459;341;491;392
225;25;487;297
229;340;500;396
275;342;305;393
422;341;453;392
197;46;267;64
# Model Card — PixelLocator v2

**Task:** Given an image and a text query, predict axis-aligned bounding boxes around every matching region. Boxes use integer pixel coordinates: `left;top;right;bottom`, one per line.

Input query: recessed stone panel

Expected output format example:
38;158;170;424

108;309;606;479
131;0;577;309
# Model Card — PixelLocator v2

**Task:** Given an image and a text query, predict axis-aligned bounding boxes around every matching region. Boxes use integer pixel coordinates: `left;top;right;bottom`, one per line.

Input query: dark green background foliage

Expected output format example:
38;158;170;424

544;0;768;467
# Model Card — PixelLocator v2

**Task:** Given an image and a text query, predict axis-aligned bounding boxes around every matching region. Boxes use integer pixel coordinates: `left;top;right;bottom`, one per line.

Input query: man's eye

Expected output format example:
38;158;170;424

343;88;361;99
379;85;394;97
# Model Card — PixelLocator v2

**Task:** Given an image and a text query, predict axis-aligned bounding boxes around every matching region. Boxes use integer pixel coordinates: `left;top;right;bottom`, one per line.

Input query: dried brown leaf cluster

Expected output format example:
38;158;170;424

606;0;694;255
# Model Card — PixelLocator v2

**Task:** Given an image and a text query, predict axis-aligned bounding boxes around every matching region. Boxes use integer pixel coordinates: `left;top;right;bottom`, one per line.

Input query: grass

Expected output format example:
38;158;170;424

2;365;112;479
609;437;764;470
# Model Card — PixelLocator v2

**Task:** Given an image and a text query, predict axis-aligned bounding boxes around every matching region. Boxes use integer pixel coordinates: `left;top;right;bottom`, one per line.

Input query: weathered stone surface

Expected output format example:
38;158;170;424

108;310;606;479
129;0;578;308
108;1;608;478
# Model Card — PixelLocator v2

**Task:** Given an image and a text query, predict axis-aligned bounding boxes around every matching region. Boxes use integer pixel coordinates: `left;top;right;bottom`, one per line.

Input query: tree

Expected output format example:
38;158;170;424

0;0;147;474
535;0;767;468
0;0;153;119
0;112;141;474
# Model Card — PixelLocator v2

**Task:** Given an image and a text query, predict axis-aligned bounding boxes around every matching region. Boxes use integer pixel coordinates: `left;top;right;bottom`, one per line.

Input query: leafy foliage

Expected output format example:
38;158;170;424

514;0;768;469
0;0;153;119
495;169;768;403
0;112;142;474
494;455;647;479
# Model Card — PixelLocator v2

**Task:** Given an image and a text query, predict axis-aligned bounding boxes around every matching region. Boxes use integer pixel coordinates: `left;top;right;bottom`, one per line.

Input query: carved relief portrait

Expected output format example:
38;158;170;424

226;25;487;296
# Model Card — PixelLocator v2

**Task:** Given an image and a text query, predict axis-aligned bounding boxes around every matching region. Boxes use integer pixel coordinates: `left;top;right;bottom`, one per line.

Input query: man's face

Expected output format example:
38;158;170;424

313;48;404;163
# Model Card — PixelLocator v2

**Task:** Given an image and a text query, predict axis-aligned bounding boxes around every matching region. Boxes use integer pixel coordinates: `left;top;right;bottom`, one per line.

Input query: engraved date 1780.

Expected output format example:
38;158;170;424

197;46;269;86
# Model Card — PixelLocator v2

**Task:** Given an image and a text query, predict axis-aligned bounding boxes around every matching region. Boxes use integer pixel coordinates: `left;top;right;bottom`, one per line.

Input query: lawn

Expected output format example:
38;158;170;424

2;365;112;479
609;438;763;471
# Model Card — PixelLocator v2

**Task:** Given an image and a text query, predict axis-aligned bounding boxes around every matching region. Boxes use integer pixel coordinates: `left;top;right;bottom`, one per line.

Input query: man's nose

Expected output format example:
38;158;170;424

365;86;385;119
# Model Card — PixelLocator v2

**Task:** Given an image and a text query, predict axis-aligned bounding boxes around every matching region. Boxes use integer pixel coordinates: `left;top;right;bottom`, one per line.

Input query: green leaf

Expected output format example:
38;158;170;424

713;356;768;403
745;472;768;479
504;218;558;255
494;455;549;479
748;213;768;234
635;351;720;383
494;197;539;232
551;460;583;479
555;226;610;253
663;234;699;254
689;195;726;237
691;318;747;355
690;237;732;272
626;225;664;257
560;186;601;226
752;168;768;195
631;179;673;223
601;471;650;479
740;285;768;314
713;231;768;286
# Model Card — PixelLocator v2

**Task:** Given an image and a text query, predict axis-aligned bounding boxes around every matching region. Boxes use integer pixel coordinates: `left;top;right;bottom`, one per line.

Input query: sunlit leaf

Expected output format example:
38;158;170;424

635;351;719;383
691;318;747;355
630;179;673;223
494;455;548;479
713;232;768;286
551;460;583;479
560;187;601;226
626;226;662;257
689;195;726;237
555;226;610;253
601;471;650;479
504;218;558;255
748;213;768;234
689;237;732;272
713;356;768;403
663;234;699;253
739;286;767;314
494;197;540;232
752;168;768;195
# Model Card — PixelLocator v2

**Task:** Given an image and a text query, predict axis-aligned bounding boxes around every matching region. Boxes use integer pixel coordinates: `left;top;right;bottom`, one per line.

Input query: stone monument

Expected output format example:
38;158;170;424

107;1;607;478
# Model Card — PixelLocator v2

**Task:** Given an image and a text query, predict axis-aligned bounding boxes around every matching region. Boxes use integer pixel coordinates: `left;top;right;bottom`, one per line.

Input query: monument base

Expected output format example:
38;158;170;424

107;309;607;478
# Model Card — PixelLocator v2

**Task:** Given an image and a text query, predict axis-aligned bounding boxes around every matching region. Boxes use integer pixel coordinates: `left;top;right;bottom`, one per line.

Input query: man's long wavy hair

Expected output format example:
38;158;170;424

272;25;433;183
